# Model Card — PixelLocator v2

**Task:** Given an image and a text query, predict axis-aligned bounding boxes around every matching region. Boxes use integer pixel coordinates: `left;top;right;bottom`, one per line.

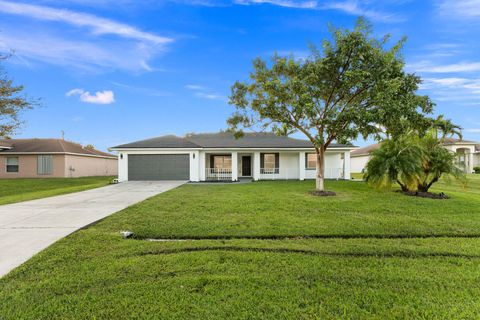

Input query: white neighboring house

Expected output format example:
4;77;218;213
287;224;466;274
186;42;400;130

350;138;480;174
110;132;356;182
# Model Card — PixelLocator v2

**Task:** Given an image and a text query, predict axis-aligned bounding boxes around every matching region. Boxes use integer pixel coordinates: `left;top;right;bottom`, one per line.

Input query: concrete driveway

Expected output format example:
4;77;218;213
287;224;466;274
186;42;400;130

0;181;185;278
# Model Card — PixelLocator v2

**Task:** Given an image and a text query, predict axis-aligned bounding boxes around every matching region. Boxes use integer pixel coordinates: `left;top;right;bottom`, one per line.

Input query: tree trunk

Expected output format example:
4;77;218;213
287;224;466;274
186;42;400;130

316;148;325;191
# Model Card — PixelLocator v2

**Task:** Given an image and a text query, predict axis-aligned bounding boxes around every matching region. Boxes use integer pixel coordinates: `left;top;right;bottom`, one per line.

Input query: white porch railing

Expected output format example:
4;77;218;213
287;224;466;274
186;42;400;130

205;168;232;181
260;168;280;180
324;167;344;179
258;167;344;180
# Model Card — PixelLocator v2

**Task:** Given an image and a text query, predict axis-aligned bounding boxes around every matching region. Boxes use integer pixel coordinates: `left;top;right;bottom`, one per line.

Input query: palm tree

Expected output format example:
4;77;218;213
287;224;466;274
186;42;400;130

433;115;463;141
416;133;466;192
364;134;422;191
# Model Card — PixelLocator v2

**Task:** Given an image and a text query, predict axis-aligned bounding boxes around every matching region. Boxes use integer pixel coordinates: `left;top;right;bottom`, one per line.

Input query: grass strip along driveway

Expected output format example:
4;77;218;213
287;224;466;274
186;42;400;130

0;176;479;319
0;176;114;205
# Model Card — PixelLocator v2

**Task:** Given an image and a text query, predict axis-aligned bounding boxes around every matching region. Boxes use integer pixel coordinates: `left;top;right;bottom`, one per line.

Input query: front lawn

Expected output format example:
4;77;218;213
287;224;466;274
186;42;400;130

0;176;479;319
0;176;115;205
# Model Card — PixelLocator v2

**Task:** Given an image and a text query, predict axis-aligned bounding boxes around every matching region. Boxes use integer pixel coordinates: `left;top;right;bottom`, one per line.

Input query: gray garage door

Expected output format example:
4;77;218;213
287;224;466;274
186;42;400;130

128;154;190;181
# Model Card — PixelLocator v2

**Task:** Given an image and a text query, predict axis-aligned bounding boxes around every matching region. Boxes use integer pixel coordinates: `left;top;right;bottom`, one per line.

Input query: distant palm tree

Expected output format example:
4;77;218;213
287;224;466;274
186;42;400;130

433;115;463;141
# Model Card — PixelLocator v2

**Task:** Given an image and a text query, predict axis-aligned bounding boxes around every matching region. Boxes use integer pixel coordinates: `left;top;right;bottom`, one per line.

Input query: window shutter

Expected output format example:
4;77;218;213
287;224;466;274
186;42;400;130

260;153;265;169
275;153;279;173
37;155;53;175
210;155;215;169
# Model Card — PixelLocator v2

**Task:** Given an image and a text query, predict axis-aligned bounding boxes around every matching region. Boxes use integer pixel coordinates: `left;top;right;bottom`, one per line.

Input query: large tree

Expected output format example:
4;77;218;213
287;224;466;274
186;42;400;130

227;18;433;192
0;54;34;137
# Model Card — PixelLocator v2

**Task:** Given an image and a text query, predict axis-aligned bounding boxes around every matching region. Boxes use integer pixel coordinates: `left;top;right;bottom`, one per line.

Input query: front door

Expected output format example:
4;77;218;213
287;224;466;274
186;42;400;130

242;156;252;176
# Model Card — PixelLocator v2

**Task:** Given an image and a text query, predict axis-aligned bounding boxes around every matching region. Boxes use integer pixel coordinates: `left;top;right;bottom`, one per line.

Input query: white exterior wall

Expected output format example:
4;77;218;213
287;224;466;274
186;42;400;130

304;152;344;179
115;148;353;182
259;152;299;180
190;151;200;182
444;144;477;173
253;152;260;181
474;153;480;167
351;155;369;173
118;153;128;182
299;152;305;180
343;151;351;180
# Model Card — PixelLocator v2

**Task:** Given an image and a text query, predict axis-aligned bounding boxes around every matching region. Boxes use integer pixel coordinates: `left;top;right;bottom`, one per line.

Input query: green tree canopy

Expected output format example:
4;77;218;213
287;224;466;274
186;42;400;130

0;54;35;137
228;18;433;192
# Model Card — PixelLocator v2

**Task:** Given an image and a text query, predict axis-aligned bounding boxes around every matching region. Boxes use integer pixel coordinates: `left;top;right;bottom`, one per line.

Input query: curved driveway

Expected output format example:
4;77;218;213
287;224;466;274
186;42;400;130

0;181;185;277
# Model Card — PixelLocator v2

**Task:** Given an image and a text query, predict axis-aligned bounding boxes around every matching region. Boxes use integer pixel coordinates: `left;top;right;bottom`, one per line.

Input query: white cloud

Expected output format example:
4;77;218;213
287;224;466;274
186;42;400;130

0;1;172;72
194;92;225;100
66;88;115;104
0;1;171;44
185;84;206;90
438;0;480;19
185;84;225;100
234;0;317;9
0;31;159;72
465;129;480;133
410;61;480;73
320;1;401;22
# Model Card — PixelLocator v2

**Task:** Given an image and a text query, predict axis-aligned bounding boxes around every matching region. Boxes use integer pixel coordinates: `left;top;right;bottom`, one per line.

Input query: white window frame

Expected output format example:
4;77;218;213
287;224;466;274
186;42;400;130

6;156;19;173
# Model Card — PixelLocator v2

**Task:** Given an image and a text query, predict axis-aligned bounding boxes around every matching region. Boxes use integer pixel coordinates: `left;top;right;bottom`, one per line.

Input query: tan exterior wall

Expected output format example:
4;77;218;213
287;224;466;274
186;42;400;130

0;154;65;178
64;154;117;177
0;154;117;178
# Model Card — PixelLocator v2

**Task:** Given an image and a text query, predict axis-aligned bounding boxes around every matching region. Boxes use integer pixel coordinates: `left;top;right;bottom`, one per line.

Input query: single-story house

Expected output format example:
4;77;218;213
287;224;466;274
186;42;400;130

0;138;118;178
351;138;480;174
110;132;356;182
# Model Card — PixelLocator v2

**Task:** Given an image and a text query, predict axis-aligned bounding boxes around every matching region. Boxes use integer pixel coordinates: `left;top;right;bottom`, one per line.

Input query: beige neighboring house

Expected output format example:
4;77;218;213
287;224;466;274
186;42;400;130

351;138;480;174
0;138;117;178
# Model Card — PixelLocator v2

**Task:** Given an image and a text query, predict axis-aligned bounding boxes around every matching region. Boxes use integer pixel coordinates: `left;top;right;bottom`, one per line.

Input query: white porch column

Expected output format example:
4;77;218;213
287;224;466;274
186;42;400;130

343;151;351;180
189;151;200;182
299;152;305;180
199;151;206;181
231;151;238;181
468;151;474;173
253;151;260;181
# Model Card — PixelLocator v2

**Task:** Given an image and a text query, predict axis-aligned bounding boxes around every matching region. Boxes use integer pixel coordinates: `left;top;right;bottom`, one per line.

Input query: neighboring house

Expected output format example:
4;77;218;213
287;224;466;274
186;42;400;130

350;138;480;174
110;132;356;182
0;139;117;178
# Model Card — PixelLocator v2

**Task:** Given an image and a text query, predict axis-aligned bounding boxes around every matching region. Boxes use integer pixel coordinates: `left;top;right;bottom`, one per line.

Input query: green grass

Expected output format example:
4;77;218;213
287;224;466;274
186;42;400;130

0;176;479;319
0;176;114;205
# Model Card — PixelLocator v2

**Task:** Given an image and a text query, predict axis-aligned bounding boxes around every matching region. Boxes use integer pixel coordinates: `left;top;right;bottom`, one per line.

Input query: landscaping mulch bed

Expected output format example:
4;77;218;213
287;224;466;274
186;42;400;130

309;190;337;197
397;190;449;199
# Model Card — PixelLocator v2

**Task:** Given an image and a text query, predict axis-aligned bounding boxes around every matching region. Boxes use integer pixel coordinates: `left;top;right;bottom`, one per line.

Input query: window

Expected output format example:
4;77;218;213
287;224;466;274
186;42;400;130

306;153;316;170
6;157;19;173
37;155;53;175
264;154;276;170
212;155;232;170
261;153;279;174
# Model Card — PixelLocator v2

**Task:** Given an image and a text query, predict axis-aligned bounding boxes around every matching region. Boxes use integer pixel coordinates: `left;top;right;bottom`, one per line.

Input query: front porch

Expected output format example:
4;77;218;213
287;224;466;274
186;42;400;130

200;151;350;182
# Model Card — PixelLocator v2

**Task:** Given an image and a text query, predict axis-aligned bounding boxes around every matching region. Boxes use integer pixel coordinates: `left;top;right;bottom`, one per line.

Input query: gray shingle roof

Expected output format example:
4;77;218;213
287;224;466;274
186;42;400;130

0;139;116;158
113;132;353;149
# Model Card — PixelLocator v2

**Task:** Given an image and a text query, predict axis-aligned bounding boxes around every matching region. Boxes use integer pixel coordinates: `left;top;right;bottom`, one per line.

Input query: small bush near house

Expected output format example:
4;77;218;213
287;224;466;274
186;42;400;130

474;166;480;174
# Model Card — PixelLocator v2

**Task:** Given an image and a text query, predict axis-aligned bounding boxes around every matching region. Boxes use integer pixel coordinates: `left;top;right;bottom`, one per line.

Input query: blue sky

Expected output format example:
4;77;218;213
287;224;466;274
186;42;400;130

0;0;479;151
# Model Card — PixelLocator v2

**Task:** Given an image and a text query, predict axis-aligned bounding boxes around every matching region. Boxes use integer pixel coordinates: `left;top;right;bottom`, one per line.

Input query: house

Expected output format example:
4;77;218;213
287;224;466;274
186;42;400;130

110;132;355;182
350;138;480;174
0;138;117;178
